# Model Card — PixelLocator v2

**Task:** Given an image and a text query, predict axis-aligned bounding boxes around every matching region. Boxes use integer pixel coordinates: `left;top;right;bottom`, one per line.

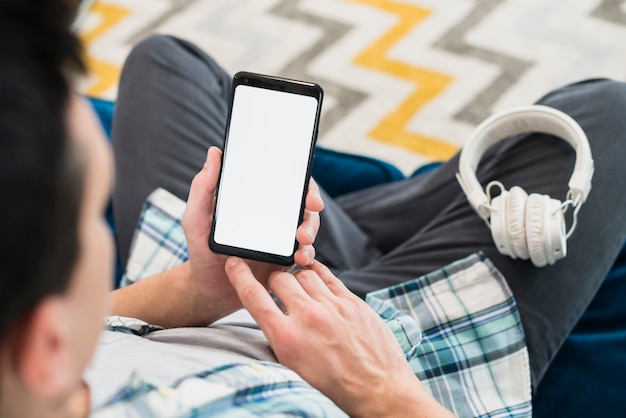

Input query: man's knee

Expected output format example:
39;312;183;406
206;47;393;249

539;78;626;119
120;35;180;78
569;78;626;109
120;34;231;100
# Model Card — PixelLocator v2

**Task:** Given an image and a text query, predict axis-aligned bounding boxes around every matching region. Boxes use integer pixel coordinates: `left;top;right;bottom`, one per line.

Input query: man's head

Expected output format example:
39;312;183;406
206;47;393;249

0;1;114;415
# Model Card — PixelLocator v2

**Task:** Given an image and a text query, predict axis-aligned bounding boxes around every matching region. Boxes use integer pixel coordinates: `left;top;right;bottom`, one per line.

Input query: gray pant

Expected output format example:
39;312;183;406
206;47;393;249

112;35;626;391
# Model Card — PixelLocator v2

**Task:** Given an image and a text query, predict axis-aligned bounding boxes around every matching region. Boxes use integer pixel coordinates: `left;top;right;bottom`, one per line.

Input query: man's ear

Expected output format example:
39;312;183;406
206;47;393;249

17;296;75;402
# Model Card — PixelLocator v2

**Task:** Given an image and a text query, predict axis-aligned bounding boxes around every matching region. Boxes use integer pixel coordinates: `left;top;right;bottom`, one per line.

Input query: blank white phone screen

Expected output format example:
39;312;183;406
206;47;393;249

213;84;318;257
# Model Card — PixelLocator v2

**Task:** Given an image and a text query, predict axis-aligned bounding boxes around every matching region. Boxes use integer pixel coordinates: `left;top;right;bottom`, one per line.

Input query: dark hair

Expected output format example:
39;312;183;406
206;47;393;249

0;0;86;341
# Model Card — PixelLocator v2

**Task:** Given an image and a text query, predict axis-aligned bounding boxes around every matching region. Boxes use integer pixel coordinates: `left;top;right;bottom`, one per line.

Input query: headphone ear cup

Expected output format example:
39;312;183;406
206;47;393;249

525;194;568;267
505;186;529;260
545;196;568;265
525;194;549;267
490;192;512;257
490;187;530;260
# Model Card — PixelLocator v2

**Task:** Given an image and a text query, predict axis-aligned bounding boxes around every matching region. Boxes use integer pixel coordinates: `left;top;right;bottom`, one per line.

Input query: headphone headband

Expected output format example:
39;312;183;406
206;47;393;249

457;105;594;219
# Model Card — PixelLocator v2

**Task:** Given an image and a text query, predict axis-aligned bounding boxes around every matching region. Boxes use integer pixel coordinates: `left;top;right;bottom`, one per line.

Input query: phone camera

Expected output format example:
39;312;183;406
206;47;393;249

244;78;249;83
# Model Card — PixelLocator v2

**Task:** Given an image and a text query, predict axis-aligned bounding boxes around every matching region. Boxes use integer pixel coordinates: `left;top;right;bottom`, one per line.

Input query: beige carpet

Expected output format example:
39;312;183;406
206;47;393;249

78;0;626;173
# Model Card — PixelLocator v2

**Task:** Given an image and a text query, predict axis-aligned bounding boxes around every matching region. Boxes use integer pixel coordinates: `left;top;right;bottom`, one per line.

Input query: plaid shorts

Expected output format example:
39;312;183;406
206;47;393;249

101;188;531;417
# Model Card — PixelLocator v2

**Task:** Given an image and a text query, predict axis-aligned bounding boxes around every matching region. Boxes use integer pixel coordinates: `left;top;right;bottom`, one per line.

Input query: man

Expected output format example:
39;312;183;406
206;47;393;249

0;2;448;416
3;1;626;417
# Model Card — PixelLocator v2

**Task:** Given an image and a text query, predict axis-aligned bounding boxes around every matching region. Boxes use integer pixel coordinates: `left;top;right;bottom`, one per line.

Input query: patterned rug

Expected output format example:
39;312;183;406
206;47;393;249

78;0;626;173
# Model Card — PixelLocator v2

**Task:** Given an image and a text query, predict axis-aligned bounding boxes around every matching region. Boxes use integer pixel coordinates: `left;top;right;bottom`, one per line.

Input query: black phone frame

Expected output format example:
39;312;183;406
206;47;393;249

209;71;324;266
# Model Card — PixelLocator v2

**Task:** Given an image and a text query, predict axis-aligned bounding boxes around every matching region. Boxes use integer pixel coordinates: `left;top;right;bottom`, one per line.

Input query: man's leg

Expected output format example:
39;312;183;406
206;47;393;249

111;37;626;388
112;34;378;272
328;79;626;389
112;35;232;265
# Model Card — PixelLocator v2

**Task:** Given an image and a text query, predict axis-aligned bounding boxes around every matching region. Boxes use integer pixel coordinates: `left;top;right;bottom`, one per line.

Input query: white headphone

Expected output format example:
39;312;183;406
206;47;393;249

456;105;595;267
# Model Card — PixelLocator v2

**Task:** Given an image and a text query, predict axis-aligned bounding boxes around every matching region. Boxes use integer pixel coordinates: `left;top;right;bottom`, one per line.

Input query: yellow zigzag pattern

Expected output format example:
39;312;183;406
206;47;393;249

79;1;457;160
80;2;130;97
349;0;457;161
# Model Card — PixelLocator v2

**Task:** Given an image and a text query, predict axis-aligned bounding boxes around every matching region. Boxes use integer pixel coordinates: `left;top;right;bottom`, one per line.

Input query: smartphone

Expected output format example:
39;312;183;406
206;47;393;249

209;72;324;265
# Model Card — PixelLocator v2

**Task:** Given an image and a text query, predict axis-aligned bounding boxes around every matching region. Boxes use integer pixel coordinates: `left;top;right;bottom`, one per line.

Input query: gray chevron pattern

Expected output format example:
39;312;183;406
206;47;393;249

79;0;626;172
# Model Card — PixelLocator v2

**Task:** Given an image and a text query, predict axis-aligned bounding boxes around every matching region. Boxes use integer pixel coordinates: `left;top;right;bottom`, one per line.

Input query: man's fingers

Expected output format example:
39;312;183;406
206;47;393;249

225;257;283;326
190;147;222;210
306;179;324;212
296;209;319;247
292;269;335;301
307;260;352;297
294;243;316;267
183;147;222;241
297;179;323;247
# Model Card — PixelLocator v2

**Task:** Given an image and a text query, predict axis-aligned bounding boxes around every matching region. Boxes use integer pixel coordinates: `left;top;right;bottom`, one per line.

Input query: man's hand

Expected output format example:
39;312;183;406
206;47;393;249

224;258;455;418
181;146;324;322
109;146;324;328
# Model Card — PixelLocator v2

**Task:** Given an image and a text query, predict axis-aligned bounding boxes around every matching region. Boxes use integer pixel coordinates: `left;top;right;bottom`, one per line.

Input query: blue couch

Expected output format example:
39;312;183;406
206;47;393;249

90;98;626;417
